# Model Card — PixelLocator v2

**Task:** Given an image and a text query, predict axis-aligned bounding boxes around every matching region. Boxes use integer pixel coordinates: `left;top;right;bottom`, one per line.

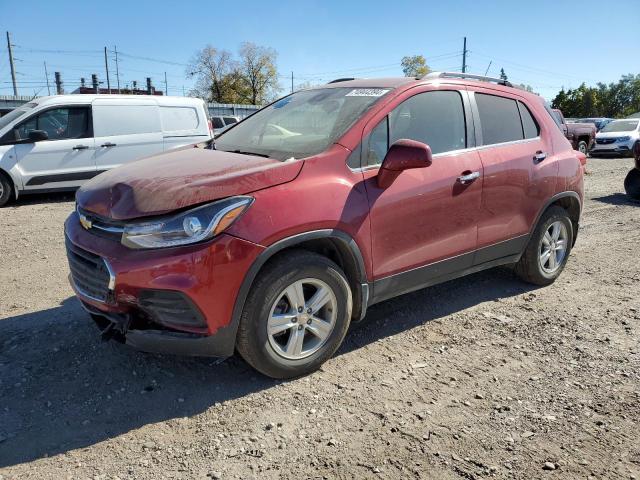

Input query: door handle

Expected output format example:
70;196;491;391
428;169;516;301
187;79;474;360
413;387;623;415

457;171;480;184
534;150;547;162
72;145;89;150
101;142;117;148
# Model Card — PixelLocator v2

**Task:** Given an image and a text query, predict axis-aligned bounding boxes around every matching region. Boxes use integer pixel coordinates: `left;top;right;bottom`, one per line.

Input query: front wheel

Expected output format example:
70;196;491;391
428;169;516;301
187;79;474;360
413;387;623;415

236;250;352;379
515;206;574;286
624;168;640;200
0;174;13;207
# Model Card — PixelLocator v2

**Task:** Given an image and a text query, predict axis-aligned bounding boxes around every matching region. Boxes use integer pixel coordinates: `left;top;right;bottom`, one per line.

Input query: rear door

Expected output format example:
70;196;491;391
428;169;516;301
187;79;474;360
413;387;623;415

92;99;163;171
160;104;211;151
12;105;96;191
470;89;558;260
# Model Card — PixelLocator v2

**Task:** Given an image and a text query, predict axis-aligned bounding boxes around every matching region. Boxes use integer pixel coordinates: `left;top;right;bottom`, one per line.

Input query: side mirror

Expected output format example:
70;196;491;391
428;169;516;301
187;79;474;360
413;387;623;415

27;130;49;142
377;139;433;188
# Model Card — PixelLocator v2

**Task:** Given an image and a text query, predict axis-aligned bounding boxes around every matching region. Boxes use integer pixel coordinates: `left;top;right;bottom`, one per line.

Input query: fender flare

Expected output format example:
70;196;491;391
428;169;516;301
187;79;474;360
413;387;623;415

221;229;369;355
531;191;582;244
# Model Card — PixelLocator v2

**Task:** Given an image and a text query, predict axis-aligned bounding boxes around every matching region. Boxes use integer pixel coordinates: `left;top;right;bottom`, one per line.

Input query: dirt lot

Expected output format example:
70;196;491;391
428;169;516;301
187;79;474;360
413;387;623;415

0;157;639;480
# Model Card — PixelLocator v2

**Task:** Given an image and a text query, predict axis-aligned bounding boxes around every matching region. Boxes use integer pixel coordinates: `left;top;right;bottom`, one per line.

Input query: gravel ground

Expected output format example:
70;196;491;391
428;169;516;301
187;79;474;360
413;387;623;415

1;156;639;480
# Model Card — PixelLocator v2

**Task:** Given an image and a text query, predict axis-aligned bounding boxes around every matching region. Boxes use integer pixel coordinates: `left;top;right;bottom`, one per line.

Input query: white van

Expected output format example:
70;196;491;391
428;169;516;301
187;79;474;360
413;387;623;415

0;95;212;206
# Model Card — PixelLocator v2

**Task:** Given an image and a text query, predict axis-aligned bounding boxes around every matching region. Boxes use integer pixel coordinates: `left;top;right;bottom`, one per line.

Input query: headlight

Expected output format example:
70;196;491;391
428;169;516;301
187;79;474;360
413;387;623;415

617;136;631;142
121;196;253;249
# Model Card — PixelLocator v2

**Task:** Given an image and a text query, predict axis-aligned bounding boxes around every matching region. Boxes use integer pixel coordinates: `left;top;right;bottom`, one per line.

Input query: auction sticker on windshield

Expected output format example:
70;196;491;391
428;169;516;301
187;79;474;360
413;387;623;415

345;89;390;97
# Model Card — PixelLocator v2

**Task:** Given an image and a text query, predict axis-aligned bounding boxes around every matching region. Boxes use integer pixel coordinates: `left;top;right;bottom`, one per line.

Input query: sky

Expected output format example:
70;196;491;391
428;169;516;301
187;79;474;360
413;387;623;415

1;0;638;101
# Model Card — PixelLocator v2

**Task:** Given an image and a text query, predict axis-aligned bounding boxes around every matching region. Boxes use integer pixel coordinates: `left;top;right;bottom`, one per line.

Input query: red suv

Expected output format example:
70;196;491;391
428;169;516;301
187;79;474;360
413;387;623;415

65;72;585;378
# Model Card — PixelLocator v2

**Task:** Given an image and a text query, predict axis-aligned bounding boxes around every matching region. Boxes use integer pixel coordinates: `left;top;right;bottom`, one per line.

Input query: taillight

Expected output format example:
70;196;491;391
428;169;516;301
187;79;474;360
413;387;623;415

207;119;213;136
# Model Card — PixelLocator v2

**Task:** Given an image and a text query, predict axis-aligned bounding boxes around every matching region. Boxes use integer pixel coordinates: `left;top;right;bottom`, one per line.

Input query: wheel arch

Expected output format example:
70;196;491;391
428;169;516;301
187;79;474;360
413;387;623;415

226;230;370;351
532;191;581;246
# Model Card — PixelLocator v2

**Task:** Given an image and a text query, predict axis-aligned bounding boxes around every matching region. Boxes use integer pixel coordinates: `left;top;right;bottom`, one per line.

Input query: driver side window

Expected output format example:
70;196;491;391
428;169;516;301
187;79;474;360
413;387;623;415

365;90;467;167
14;107;91;141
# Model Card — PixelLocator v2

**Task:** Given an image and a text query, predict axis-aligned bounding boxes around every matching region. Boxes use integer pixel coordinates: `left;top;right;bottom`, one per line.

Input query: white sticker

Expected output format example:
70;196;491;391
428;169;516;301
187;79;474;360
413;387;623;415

345;88;390;97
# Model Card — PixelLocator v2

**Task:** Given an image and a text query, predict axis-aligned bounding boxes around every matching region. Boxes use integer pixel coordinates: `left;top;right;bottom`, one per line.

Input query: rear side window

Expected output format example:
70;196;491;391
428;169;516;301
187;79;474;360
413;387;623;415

223;117;238;125
518;101;540;139
476;93;523;145
160;106;200;132
93;104;161;136
211;117;224;129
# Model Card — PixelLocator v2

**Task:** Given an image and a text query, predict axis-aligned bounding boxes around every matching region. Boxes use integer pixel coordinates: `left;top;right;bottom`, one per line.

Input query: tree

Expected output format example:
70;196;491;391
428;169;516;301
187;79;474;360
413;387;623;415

401;55;430;78
236;42;280;105
499;68;508;81
186;45;236;103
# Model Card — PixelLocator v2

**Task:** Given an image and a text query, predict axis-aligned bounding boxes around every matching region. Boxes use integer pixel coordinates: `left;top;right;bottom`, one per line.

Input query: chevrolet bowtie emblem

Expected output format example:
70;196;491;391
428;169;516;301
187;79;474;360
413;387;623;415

79;214;93;230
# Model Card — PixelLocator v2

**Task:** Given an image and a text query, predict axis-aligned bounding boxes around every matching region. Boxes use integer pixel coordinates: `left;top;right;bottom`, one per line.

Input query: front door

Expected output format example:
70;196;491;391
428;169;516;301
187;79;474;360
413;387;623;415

362;88;483;301
13;106;96;190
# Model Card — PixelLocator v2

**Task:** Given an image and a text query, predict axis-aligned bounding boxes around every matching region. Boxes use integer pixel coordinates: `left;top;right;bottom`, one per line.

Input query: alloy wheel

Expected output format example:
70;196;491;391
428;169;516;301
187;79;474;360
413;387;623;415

267;278;337;360
539;221;568;274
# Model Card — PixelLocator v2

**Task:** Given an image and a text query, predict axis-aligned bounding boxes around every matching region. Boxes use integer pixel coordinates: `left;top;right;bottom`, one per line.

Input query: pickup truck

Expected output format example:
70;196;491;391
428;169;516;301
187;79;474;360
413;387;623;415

552;109;596;154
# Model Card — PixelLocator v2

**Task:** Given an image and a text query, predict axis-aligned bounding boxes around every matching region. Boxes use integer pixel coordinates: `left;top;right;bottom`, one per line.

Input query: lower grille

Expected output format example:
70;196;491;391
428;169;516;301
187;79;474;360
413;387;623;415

66;238;113;302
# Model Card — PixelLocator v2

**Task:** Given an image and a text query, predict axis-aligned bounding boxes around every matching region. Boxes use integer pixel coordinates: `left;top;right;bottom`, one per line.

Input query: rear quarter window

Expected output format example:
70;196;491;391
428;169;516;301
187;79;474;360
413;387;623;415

517;101;540;139
93;104;161;136
160;106;200;133
476;93;523;145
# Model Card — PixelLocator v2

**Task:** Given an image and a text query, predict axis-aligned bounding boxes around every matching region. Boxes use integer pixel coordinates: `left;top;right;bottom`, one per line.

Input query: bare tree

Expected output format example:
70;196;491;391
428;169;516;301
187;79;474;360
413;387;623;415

236;42;280;105
186;45;235;102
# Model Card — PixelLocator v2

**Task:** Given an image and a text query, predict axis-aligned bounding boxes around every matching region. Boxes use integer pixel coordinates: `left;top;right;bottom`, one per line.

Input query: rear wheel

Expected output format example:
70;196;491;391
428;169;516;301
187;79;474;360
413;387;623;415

515;206;573;286
577;140;588;155
0;174;13;207
236;250;352;379
624;168;640;200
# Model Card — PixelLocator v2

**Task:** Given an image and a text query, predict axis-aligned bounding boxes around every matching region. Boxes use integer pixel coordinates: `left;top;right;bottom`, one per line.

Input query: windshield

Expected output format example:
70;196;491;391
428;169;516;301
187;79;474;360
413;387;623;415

215;87;391;160
0;103;37;131
601;120;638;133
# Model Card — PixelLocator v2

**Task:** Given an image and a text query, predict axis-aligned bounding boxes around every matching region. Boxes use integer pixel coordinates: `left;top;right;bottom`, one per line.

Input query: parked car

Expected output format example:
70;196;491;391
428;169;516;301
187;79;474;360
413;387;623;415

65;72;585;379
590;118;640;157
624;139;640;199
551;109;596;154
0;95;212;207
577;117;614;132
210;115;240;134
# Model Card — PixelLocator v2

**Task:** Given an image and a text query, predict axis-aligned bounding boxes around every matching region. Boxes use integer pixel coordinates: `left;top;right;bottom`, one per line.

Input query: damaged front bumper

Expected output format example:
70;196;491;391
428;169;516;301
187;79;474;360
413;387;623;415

80;301;237;358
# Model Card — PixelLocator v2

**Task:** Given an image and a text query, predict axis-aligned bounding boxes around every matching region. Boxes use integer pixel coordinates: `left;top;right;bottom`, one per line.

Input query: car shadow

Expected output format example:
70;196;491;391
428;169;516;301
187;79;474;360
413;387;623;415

9;190;76;207
0;267;535;467
591;193;639;206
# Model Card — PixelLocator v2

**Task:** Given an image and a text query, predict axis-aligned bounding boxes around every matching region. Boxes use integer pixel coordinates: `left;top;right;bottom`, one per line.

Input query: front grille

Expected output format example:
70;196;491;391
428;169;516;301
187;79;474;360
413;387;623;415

596;138;615;145
66;238;113;302
77;207;124;242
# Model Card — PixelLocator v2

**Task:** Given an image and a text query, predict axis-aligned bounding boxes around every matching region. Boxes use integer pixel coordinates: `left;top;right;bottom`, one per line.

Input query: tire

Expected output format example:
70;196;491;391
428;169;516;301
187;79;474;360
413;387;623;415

577;140;588;155
515;206;574;286
624;168;640;200
236;250;352;379
0;173;13;207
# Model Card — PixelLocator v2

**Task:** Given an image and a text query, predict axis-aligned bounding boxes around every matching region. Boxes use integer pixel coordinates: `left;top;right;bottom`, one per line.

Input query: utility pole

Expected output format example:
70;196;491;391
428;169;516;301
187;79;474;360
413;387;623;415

114;45;121;93
164;71;168;96
104;47;111;93
54;72;63;94
44;61;51;95
291;72;294;93
182;85;185;96
462;37;467;73
146;77;152;95
6;32;18;96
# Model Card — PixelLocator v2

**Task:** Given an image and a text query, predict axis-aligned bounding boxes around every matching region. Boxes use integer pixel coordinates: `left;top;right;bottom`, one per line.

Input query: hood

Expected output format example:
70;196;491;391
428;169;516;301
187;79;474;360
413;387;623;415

77;147;303;220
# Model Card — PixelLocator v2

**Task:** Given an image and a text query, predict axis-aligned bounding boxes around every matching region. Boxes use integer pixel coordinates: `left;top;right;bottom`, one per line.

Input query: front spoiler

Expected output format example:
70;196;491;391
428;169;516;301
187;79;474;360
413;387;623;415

80;301;236;358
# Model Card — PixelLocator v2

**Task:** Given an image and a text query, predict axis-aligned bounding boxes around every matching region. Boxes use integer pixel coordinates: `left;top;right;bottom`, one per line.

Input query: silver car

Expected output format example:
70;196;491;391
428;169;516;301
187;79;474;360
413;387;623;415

591;119;640;157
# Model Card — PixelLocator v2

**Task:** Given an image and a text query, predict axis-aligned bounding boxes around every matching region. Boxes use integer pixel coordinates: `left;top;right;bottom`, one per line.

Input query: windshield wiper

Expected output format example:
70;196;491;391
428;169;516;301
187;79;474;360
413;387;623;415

229;149;270;158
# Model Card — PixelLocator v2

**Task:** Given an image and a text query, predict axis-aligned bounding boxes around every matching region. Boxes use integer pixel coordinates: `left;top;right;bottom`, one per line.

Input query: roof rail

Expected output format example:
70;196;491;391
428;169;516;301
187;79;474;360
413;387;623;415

327;77;356;84
421;71;514;88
